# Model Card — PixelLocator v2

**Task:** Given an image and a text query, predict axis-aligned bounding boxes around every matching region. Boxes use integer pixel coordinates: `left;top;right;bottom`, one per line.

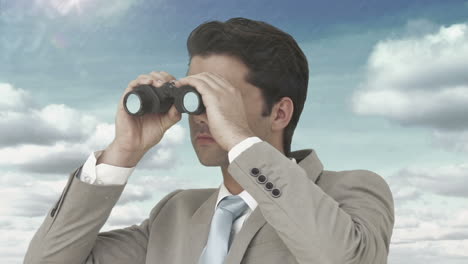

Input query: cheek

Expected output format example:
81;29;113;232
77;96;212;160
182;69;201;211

244;105;256;123
246;108;265;129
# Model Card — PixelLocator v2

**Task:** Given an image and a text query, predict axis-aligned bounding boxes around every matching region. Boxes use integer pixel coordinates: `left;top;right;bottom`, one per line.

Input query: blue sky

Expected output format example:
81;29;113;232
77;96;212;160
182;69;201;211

1;0;468;263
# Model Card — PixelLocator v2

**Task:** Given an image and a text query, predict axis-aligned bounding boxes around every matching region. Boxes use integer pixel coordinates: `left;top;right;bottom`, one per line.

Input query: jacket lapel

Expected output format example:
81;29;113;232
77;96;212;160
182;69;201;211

188;188;219;264
189;199;267;264
224;206;267;264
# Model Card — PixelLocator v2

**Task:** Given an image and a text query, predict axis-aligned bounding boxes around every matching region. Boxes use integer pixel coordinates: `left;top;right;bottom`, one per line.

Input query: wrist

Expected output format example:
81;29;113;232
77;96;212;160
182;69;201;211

227;131;256;151
97;141;145;167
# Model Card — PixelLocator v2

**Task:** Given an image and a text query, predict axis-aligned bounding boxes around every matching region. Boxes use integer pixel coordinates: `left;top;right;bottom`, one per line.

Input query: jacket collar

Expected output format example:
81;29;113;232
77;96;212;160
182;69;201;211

289;148;323;183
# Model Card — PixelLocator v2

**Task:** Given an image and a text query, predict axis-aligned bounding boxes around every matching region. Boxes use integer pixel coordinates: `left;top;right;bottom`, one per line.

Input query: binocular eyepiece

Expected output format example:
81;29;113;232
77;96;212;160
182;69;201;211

123;82;205;116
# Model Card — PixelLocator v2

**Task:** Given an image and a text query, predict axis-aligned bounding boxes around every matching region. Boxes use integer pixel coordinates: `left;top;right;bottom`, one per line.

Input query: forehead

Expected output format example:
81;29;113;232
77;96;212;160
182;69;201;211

187;54;250;92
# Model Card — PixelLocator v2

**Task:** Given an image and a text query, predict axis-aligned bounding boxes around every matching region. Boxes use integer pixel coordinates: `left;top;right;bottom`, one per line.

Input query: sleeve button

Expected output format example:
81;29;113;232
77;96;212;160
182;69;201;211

271;188;281;198
256;174;267;184
265;182;274;191
250;168;260;177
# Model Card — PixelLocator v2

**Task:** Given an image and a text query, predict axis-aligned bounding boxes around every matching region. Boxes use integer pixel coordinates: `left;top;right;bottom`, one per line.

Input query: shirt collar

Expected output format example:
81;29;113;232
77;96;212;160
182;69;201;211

216;182;257;212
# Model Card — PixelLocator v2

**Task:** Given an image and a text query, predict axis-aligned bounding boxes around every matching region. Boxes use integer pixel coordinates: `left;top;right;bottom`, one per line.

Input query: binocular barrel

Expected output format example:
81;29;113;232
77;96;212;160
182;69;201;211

123;82;206;116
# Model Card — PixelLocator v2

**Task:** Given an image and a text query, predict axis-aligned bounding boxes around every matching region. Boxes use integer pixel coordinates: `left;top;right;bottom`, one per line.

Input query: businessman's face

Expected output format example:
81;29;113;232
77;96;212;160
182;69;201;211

187;54;271;166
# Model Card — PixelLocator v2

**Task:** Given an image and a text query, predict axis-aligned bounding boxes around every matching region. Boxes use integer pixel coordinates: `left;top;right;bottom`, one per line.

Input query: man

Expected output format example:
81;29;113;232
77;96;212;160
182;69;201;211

24;17;394;264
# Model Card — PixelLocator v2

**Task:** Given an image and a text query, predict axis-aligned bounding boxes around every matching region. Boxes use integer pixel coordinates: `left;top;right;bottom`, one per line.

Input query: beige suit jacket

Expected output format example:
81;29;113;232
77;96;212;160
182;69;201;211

24;141;394;264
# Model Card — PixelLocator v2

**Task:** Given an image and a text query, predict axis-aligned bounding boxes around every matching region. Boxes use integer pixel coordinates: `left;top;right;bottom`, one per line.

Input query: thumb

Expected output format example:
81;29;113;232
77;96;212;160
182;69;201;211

168;104;182;124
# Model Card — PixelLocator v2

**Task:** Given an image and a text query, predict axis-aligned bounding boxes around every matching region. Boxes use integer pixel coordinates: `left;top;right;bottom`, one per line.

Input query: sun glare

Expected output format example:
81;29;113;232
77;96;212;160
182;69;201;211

37;0;87;16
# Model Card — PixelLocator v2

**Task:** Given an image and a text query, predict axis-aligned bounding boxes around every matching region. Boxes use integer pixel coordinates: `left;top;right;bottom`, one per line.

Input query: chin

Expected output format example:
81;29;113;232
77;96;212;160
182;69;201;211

197;153;229;167
198;159;224;167
193;145;229;166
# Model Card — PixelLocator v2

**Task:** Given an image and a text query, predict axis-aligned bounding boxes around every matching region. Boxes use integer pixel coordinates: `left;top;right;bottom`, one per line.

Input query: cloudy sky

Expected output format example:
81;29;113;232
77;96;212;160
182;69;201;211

1;0;468;263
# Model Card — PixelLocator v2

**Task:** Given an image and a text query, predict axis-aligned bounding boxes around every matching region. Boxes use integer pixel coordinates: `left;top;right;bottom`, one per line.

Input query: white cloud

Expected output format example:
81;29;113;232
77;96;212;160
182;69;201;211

104;203;148;227
389;241;468;264
0;167;195;263
0;0;150;66
389;162;468;198
391;217;468;260
386;160;468;262
353;21;468;262
0;82;186;174
0;173;65;217
352;22;468;133
448;209;468;228
430;130;468;153
389;204;468;263
116;173;193;205
0;83;36;111
0;167;193;218
37;104;98;135
392;186;422;204
0;83;100;147
0;216;44;264
34;0;144;20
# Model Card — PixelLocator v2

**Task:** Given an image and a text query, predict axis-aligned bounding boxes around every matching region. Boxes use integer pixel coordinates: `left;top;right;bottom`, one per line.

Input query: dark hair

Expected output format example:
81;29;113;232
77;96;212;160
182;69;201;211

186;17;308;157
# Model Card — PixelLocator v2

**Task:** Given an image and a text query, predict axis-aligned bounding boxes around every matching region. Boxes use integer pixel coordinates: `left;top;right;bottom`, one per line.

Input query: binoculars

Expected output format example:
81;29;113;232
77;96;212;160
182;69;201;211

123;81;206;116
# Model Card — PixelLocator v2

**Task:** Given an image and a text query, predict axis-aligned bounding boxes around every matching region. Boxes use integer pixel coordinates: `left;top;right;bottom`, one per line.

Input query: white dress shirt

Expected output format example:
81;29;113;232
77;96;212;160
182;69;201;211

78;136;297;240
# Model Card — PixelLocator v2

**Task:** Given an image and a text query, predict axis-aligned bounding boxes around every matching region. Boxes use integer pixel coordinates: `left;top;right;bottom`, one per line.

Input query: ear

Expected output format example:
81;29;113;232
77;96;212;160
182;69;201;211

271;97;294;132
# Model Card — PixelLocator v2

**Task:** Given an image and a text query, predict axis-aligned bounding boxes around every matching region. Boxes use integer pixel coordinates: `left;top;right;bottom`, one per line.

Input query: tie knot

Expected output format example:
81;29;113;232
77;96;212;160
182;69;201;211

217;195;248;220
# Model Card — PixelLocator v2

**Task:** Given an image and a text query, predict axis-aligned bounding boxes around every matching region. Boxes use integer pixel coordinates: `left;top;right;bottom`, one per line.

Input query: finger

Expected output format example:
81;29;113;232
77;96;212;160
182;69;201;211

189;74;223;93
149;71;171;82
169;104;181;121
127;77;152;91
158;71;177;81
135;74;154;85
175;76;212;96
150;72;177;88
137;74;152;81
194;72;233;94
202;72;229;88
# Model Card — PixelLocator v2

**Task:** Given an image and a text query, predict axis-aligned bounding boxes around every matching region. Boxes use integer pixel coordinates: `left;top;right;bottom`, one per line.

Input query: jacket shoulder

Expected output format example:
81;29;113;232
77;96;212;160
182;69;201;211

319;169;392;196
166;188;216;204
318;169;394;224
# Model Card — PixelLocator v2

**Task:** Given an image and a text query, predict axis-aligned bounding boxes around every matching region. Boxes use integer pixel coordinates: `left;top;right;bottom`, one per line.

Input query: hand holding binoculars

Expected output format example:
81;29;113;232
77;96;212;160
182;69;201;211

123;81;206;116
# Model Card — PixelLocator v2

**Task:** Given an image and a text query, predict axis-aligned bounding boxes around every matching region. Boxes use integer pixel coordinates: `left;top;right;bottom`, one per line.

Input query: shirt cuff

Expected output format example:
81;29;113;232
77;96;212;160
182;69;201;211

80;150;135;185
228;136;263;163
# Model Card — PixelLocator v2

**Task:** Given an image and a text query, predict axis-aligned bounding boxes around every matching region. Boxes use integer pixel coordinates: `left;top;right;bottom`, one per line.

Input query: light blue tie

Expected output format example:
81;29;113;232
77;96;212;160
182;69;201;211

198;195;248;264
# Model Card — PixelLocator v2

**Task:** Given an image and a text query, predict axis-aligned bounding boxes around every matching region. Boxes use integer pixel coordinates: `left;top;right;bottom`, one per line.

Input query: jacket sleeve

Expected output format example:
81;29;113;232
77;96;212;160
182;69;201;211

227;141;395;264
23;165;183;264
